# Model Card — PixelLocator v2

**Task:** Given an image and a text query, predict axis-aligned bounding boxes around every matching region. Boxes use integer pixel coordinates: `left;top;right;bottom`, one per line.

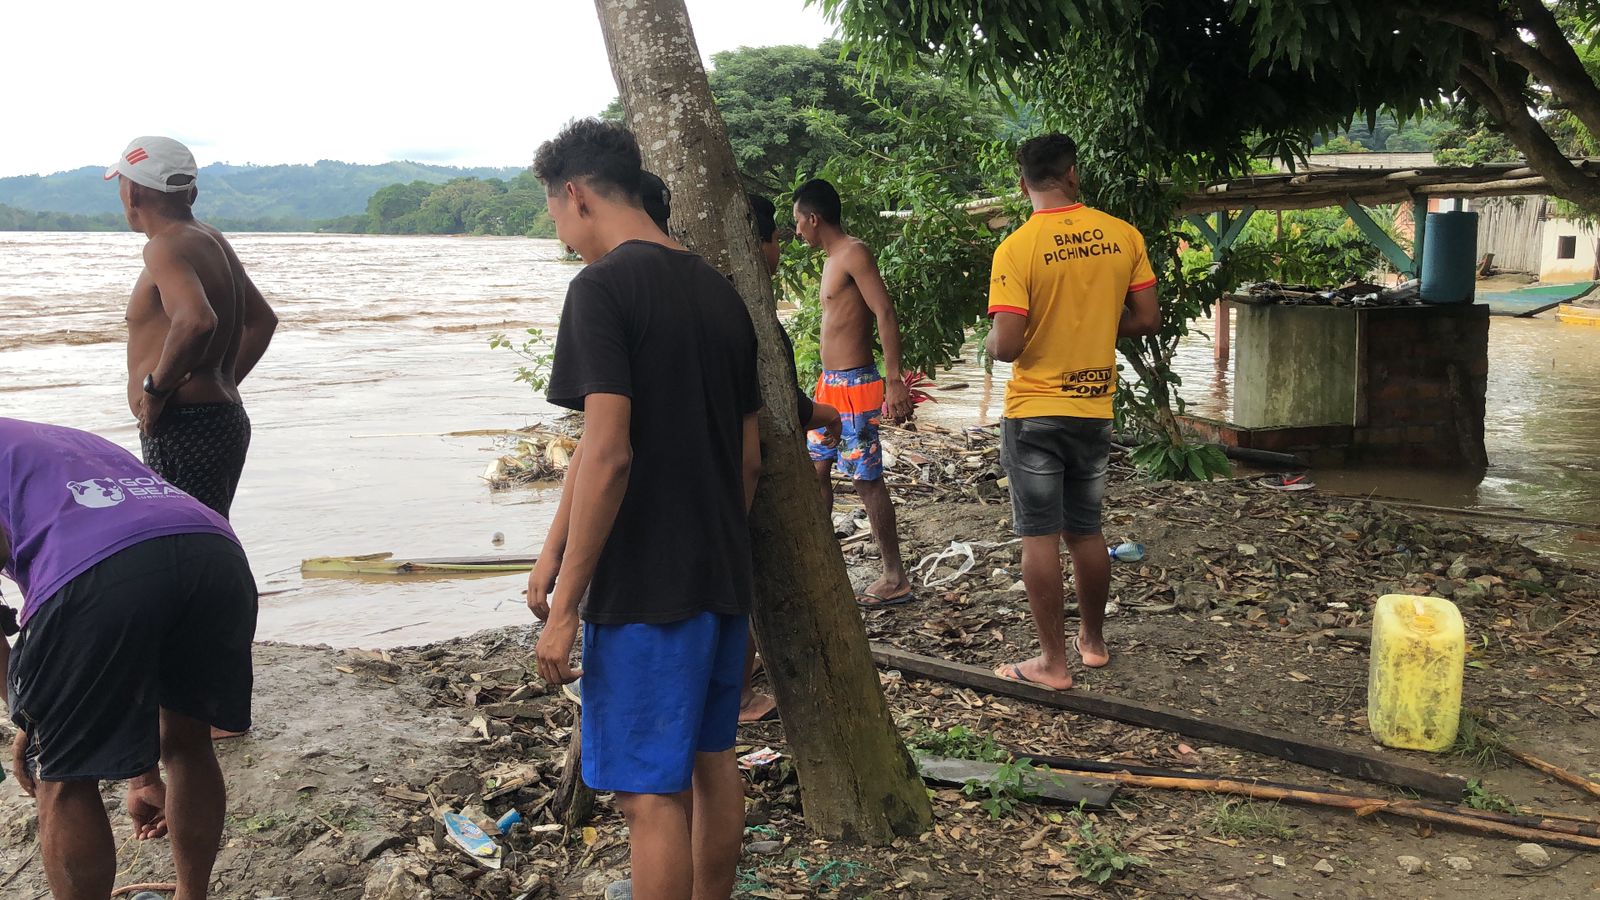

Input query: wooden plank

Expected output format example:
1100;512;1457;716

871;645;1468;799
917;756;1118;810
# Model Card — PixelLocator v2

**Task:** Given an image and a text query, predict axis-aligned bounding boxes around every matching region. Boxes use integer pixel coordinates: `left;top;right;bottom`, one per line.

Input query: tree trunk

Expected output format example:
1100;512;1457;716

591;0;934;844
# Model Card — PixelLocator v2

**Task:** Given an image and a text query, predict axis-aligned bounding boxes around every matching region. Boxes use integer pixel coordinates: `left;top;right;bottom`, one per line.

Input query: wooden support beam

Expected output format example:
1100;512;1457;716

1341;199;1416;276
870;644;1469;799
1217;205;1257;251
1185;214;1219;244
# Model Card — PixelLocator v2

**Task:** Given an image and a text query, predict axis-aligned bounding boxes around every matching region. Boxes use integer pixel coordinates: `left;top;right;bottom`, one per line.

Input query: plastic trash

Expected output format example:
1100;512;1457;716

1369;594;1464;752
496;808;523;832
1108;542;1145;563
441;810;503;868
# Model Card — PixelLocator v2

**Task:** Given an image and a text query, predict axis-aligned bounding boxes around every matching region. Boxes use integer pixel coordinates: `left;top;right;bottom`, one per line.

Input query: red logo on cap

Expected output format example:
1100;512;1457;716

126;148;149;165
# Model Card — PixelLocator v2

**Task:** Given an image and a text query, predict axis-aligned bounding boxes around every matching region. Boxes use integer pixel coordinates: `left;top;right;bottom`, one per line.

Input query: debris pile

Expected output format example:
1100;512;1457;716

1240;279;1422;308
482;421;581;490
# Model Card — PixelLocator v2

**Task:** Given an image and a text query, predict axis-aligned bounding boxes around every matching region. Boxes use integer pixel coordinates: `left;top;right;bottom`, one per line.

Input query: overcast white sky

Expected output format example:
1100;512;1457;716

4;0;838;178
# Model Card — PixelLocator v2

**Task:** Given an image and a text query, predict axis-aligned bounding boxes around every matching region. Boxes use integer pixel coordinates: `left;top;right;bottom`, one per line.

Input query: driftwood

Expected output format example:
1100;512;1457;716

1509;747;1600;802
1044;767;1600;851
872;645;1468;799
553;713;595;829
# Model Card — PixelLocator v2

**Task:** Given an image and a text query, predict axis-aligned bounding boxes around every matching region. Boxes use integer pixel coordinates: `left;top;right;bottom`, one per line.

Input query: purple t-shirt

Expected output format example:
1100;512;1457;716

0;418;238;625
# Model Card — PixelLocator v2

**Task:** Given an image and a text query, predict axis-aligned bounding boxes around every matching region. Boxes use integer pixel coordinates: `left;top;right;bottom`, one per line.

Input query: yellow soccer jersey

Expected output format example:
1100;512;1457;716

987;203;1156;419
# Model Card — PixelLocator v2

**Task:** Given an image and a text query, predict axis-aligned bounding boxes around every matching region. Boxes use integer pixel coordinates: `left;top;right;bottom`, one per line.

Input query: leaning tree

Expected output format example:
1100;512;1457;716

589;0;934;844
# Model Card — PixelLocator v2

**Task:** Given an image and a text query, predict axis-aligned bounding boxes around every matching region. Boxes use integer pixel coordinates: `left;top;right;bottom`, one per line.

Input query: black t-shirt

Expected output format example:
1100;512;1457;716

547;240;761;625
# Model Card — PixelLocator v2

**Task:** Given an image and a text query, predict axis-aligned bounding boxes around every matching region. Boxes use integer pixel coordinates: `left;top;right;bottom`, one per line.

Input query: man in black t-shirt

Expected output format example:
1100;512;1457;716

527;120;762;900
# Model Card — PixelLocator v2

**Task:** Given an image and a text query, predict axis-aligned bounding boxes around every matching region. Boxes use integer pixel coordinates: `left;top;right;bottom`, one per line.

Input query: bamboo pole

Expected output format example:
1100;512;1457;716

1046;768;1600;850
1509;748;1600;801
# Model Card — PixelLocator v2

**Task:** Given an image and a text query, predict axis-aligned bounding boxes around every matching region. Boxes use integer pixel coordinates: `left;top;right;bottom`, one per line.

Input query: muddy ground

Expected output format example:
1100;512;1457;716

1;428;1598;898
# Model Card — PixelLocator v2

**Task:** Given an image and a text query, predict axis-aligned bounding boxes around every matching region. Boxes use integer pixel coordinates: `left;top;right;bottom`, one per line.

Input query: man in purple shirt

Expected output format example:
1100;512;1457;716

0;418;257;900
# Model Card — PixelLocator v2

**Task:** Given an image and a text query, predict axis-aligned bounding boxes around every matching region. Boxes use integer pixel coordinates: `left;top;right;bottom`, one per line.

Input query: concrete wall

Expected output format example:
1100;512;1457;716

1232;303;1359;428
1214;302;1489;468
1539;217;1600;283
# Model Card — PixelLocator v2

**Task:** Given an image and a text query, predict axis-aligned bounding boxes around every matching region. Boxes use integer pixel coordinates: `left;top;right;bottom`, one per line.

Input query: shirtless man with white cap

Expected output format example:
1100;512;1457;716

105;136;277;521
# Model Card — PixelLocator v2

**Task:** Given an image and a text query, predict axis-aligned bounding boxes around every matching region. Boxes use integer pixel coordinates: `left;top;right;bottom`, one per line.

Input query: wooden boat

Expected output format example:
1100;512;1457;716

1557;303;1600;327
300;552;537;577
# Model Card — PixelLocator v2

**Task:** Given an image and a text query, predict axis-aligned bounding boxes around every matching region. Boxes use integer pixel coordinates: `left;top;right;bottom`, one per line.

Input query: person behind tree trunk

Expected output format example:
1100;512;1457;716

792;178;914;609
985;133;1160;691
527;121;761;900
0;417;257;900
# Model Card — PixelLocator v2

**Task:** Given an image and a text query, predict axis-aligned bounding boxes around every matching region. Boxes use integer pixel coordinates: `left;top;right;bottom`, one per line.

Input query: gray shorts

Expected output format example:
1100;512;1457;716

1000;416;1112;537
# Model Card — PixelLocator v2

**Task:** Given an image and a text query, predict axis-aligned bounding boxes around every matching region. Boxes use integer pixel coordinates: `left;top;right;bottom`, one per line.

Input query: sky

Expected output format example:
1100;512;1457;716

4;0;838;178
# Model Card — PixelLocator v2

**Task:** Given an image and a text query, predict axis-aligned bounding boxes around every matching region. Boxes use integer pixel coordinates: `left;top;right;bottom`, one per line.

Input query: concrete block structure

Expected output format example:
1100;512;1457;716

1185;300;1488;469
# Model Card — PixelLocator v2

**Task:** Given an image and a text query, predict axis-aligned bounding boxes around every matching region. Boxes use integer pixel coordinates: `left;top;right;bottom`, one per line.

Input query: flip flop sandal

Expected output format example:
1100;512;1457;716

994;663;1064;692
856;591;916;609
1264;473;1315;492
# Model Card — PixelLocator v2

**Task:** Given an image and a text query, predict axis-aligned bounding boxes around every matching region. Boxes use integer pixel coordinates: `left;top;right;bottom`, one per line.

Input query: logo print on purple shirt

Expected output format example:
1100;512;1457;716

66;479;126;508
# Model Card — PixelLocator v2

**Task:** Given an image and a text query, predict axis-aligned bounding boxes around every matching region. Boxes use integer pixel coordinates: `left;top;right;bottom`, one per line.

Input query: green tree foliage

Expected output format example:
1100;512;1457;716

776;94;1016;383
0;203;124;231
606;41;1011;193
357;172;555;237
817;1;1600;210
0;160;523;221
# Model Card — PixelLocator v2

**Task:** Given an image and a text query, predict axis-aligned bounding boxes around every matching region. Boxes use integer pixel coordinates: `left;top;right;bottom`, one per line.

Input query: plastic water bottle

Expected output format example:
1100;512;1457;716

1108;542;1145;563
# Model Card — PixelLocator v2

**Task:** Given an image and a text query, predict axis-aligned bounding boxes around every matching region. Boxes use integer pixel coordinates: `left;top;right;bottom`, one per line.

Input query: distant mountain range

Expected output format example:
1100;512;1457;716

0;160;526;225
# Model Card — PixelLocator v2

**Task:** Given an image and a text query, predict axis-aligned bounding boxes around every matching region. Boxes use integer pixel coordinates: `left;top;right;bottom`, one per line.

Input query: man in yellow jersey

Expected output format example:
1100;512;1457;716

985;133;1160;690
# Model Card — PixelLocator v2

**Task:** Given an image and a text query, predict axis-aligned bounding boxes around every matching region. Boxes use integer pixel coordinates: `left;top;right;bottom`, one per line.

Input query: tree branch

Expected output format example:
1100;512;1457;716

1418;4;1600;140
1458;59;1600;214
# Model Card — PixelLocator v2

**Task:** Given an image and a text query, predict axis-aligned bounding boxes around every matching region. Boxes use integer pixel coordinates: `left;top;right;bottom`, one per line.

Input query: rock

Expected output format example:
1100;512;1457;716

1447;557;1471;580
603;880;634;900
747;840;784;856
324;863;353;887
478;870;516;897
1312;859;1335;875
1009;580;1027;592
1515;843;1551;870
362;855;434;900
1523;568;1544;584
1443;856;1472;872
355;831;407;862
745;799;771;827
1397;855;1426;875
429;875;467;897
582;873;613;897
434;769;478;798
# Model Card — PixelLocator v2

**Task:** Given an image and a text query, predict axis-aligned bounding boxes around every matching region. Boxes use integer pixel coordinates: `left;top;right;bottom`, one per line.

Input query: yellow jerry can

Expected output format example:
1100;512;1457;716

1368;594;1465;752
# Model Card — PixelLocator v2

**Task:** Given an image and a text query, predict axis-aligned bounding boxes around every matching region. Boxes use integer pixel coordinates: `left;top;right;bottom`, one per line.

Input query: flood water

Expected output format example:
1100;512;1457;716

3;232;1598;647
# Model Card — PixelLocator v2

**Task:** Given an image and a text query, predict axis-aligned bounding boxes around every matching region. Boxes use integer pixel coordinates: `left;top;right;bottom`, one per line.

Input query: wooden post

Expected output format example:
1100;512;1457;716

592;0;934;844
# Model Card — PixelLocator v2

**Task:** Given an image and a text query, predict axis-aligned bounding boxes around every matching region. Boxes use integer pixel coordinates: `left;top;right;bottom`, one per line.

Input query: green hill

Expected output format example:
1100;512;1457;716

0;160;525;225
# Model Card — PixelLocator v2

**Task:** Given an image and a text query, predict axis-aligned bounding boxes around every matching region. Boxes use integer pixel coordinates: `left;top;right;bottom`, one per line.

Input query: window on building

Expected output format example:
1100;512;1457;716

1558;235;1578;259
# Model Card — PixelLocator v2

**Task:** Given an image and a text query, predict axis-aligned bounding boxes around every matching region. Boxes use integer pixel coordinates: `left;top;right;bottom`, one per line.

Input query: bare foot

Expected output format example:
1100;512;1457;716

212;727;248;741
993;658;1073;691
1074;633;1110;668
738;691;778;723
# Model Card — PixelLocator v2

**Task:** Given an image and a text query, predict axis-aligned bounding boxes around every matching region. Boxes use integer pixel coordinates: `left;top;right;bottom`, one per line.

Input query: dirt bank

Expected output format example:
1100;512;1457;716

1;429;1597;898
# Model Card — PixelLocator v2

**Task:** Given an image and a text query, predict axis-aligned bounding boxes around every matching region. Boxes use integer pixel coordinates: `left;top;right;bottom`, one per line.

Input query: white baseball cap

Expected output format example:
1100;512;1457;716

103;136;198;193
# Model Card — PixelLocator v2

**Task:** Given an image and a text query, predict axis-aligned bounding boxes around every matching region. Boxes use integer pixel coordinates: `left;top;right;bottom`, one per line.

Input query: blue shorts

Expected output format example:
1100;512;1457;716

807;365;885;481
581;612;748;795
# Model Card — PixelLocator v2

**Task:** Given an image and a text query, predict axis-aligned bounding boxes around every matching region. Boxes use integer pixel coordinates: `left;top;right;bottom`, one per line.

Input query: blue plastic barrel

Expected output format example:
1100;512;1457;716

1420;210;1479;304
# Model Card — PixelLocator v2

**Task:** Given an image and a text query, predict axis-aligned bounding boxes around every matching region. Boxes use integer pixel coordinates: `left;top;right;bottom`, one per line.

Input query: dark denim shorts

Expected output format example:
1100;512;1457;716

1000;416;1113;537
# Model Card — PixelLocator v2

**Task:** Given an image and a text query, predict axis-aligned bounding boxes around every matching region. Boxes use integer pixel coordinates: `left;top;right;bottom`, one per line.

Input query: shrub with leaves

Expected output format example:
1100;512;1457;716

488;328;555;395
